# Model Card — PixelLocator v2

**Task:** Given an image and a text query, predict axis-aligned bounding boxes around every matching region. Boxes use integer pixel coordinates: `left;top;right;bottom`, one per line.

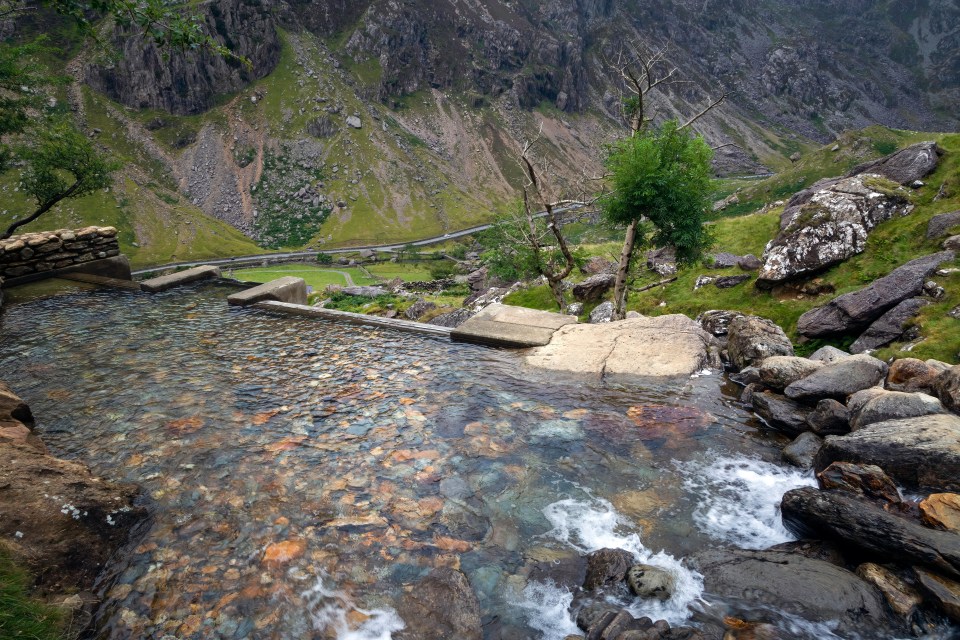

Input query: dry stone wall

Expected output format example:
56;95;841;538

0;226;120;281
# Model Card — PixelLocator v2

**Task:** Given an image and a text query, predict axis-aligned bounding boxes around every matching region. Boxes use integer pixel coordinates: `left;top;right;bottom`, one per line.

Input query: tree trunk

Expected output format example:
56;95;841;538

547;276;566;313
1;183;78;240
612;219;638;320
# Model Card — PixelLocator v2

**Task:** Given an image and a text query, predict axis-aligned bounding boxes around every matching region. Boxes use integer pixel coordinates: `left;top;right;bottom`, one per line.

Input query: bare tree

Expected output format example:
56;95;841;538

606;41;727;320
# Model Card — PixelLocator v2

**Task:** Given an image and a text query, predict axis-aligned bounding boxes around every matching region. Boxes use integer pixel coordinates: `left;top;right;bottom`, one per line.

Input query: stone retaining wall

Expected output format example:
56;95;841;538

0;226;120;280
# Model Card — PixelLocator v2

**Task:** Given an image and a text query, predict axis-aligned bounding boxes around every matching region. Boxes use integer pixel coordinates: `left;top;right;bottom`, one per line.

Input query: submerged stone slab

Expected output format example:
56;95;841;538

227;276;307;306
451;303;577;348
141;265;222;293
526;314;713;379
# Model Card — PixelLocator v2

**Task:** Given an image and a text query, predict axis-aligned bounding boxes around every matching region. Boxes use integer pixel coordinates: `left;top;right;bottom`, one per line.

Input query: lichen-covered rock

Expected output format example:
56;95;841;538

808;345;851;364
726;315;794;370
589;301;615;324
797;251;955;338
758;174;914;285
696;309;745;338
626;564;674;600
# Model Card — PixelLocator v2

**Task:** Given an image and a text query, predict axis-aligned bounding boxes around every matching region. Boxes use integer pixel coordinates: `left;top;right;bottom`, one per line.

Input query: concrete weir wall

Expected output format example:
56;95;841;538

0;226;122;281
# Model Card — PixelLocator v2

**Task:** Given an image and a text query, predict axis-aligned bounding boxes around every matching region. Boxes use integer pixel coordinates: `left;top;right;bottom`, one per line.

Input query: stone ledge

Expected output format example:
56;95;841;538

141;265;222;293
254;301;454;338
451;303;577;348
228;276;307;306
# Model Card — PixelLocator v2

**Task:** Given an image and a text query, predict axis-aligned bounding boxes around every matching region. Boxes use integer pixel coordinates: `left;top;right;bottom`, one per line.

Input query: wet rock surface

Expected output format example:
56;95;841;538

855;563;922;619
751;391;810;436
781;487;960;578
814;413;960;491
396;568;481;640
583;548;634;590
689;548;888;634
816;462;902;505
806;399;851;436
782;432;822;469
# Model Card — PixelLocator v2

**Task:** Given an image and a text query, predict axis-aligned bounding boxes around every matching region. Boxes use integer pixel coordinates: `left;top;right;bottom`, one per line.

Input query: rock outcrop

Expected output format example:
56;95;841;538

784;354;888;402
689;548;888;634
797;251;955;338
814;413;960;491
86;0;281;115
847;141;943;186
849;297;929;354
572;273;615;302
726;315;793;370
927;211;960;240
758;174;915;285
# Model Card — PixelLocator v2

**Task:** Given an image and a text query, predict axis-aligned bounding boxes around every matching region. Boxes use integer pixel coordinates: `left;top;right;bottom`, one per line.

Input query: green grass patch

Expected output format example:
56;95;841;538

365;262;437;282
0;546;65;640
229;264;377;289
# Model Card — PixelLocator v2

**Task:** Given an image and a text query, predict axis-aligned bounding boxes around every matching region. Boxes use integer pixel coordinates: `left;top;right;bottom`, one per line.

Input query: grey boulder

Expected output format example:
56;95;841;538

759;356;823;391
727;315;794;370
848;389;945;430
589;301;615;324
572;273;615;302
814;413;960;491
806;398;851;435
934;365;960;414
847;141;942;185
783;431;824;469
808;345;851;364
626;564;675;600
797;251;955;338
927;210;960;239
784;354;888;401
752;391;811;436
850;297;929;354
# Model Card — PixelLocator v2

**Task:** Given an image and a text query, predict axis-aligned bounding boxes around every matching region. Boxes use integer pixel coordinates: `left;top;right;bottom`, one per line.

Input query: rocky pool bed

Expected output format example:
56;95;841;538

0;280;958;639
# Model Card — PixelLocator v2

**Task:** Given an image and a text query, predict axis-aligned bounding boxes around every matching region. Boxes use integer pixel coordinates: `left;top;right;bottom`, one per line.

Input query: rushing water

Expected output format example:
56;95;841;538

1;281;821;639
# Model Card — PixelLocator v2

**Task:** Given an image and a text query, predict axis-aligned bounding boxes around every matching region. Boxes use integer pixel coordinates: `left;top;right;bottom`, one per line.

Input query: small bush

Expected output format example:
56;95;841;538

316;252;334;265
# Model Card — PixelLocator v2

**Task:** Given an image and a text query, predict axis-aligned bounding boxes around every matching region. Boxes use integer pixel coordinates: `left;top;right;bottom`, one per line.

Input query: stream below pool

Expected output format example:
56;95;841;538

0;281;828;639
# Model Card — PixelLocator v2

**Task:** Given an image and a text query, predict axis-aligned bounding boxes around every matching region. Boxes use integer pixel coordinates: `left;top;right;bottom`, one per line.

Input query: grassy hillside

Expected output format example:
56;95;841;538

506;130;960;363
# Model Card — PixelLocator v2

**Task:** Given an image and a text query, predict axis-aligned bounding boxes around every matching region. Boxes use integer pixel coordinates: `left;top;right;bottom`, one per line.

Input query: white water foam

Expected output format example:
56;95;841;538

519;497;704;633
679;454;817;549
303;576;405;640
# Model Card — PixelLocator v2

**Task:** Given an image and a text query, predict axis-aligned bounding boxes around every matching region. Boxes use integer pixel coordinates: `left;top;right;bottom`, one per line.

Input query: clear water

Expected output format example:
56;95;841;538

1;282;821;639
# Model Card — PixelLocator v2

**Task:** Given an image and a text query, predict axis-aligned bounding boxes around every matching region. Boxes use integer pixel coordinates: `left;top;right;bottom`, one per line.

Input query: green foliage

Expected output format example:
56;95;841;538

0;546;65;640
316;251;334;265
601;121;715;264
0;40;63;171
428;260;458;280
872;139;899;155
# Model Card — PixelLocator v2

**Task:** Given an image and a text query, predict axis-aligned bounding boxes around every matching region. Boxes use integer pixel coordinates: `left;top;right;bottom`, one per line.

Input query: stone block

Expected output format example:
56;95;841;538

141;265;222;293
228;276;307;306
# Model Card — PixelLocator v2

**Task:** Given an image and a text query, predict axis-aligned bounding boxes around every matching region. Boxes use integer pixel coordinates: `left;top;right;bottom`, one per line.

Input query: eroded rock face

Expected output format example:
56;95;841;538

395;568;481;640
920;494;960;534
856;563;922;619
914;568;960;623
797;251;955;338
85;0;281;115
689;548;888;634
758;174;914;285
816;461;902;505
726;315;794;371
814;413;960;491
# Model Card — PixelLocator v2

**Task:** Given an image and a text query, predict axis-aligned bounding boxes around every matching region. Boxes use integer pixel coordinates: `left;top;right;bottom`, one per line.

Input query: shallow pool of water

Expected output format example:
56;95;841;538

1;282;818;639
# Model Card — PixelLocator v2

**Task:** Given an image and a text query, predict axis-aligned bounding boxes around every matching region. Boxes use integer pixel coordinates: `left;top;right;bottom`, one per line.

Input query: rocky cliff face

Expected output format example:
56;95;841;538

85;0;281;115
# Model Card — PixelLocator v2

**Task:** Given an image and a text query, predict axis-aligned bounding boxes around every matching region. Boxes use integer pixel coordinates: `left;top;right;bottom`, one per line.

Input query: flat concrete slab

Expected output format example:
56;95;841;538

141;265;221;293
228;276;307;306
526;314;715;379
59;272;142;291
254;301;453;338
451;303;577;348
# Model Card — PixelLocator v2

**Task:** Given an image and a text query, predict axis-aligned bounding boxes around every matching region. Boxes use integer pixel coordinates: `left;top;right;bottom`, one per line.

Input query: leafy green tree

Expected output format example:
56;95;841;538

601;120;714;316
316;252;334;265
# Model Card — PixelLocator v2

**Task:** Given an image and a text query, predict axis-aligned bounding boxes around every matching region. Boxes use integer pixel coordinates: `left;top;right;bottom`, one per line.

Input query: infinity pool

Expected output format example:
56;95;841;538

1;282;816;639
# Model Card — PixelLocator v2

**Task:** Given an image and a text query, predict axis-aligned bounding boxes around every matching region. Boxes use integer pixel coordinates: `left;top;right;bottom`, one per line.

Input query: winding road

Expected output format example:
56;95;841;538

131;208;573;276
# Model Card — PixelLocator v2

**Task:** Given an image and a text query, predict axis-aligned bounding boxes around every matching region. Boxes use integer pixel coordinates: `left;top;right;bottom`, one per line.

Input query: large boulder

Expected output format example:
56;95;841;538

914;568;960;623
726;315;794;370
807;398;851;435
856;563;923;620
572;273;615;302
927;210;960;240
934;365;960;413
688;548;888;634
887;358;944;393
848;389;945;430
395;568;481;640
849;297;929;354
758;356;823;391
847;141;943;185
781;487;960;579
814;413;960;491
784;354;888;402
696;309;745;338
817;461;902;505
758;174;914;285
920;494;960;534
783;431;824;469
752;391;811;436
589;301;614;324
808;345;851;364
797;251;955;338
583;548;634;590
